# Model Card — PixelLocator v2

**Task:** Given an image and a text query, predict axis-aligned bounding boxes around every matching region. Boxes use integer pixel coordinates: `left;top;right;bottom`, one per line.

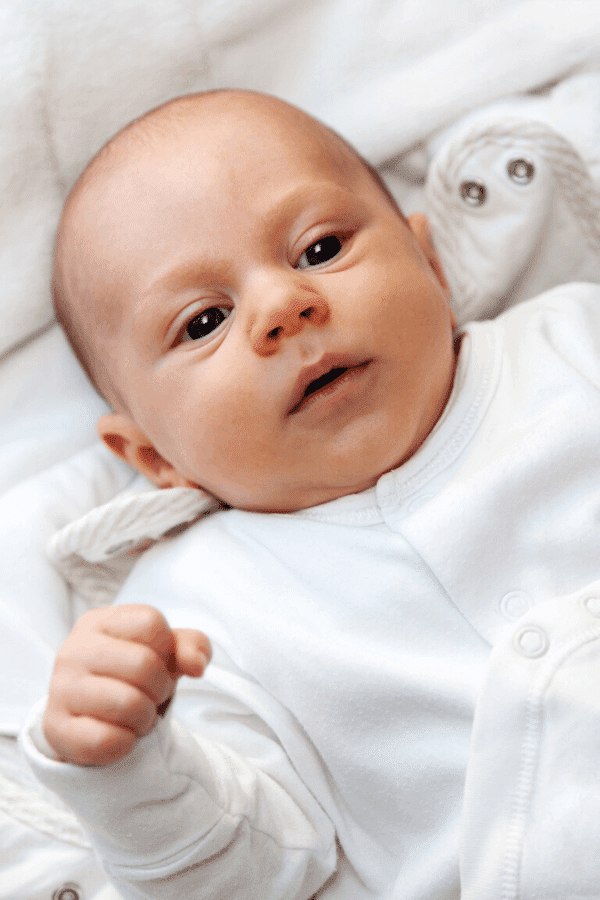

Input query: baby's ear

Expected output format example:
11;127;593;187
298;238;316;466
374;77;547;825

97;414;195;489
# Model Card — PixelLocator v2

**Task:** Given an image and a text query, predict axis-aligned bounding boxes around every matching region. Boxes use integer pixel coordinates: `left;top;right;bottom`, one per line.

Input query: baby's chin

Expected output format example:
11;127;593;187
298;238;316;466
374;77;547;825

210;470;384;514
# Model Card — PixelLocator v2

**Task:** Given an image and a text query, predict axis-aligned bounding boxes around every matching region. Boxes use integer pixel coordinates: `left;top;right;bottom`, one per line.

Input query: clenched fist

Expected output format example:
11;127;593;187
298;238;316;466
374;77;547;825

42;604;211;766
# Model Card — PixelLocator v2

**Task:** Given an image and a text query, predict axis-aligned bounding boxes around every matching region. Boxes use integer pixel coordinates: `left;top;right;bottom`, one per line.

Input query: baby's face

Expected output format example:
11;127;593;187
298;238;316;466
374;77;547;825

86;95;456;511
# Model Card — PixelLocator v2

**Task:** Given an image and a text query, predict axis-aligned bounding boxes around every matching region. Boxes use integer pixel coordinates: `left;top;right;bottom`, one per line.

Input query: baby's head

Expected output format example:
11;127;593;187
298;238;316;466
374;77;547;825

55;90;457;512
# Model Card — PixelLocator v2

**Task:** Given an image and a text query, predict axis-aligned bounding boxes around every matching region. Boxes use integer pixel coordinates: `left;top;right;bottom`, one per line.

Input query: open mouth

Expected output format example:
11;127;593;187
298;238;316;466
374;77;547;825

289;360;370;414
302;367;349;399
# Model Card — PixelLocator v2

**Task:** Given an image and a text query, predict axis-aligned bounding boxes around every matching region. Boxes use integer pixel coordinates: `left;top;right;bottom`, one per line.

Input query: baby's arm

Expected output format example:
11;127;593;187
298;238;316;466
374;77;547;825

24;605;337;900
42;604;210;766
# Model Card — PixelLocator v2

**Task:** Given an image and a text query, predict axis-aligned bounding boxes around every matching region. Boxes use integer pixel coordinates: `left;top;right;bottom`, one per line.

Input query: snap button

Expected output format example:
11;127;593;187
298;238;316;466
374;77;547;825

581;595;600;618
52;885;81;900
513;625;549;658
500;590;531;621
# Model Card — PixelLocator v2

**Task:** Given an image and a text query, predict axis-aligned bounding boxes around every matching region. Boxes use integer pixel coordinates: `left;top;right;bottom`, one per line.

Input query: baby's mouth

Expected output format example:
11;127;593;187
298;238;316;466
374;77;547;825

302;367;349;399
288;358;371;415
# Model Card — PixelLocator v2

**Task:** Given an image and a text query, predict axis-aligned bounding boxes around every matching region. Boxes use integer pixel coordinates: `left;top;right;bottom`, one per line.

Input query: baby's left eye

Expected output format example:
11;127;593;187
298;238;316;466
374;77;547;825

297;235;343;269
183;306;231;341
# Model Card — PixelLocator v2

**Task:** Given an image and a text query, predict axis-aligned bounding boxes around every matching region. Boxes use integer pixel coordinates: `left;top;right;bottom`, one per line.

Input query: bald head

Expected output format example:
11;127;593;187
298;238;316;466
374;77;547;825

53;89;402;407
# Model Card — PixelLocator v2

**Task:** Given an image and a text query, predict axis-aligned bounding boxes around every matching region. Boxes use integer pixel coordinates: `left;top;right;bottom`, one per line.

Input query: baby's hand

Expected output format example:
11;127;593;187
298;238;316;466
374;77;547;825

42;605;211;766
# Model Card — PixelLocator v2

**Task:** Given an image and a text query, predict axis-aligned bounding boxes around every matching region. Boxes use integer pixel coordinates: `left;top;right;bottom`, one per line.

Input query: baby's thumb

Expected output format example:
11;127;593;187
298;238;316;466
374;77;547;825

170;628;212;678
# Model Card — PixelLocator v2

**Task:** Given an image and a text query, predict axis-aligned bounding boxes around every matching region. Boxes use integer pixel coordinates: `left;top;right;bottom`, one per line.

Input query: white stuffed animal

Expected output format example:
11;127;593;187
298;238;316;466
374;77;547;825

425;117;600;324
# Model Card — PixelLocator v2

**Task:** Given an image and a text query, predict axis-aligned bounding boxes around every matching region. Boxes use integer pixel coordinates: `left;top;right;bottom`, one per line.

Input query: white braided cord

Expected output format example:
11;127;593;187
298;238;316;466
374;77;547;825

47;487;220;606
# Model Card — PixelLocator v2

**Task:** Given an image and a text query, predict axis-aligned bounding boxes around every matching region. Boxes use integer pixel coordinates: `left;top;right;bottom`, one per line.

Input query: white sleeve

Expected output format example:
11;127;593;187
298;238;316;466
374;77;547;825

20;697;337;900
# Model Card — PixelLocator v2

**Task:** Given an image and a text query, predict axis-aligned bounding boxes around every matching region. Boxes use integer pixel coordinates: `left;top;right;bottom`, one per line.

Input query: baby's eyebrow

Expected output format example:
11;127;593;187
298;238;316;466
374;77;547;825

143;187;354;294
129;266;220;345
143;258;224;298
131;185;361;337
270;184;356;224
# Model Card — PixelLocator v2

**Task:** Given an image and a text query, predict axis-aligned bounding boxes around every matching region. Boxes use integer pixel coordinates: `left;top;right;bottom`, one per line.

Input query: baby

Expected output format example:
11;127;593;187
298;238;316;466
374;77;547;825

22;89;600;900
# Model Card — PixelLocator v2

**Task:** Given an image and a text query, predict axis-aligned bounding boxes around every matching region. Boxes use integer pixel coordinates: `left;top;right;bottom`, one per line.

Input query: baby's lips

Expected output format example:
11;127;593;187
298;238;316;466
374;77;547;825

286;351;368;414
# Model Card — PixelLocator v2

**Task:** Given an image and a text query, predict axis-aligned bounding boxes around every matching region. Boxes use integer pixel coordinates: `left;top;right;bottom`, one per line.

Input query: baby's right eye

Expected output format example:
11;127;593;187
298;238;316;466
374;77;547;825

296;235;343;269
183;306;231;341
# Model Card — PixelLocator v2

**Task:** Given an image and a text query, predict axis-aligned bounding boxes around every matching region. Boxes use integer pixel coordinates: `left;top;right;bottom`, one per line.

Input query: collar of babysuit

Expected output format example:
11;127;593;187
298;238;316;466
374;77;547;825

292;319;501;528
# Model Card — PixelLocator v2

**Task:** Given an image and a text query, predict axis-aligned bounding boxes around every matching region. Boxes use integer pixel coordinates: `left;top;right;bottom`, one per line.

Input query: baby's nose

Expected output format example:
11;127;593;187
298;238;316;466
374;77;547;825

248;274;330;356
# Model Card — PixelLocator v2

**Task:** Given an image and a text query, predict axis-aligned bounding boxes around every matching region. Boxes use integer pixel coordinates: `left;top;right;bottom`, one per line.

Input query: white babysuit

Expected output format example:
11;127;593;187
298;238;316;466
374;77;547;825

22;284;600;900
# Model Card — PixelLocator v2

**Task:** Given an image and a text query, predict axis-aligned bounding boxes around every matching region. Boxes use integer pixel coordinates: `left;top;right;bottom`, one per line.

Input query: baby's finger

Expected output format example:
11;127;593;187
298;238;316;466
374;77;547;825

171;628;212;678
44;712;139;767
65;675;158;737
86;604;175;663
81;633;175;707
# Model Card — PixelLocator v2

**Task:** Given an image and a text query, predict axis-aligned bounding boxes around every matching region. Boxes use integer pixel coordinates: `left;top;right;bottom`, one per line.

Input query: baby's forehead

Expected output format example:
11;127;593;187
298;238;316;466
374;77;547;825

63;105;364;296
94;93;361;197
62;91;384;286
59;93;377;310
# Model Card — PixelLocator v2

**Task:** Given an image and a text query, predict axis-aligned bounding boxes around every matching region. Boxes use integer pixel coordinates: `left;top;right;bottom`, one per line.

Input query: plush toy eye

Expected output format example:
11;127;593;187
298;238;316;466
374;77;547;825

460;180;487;206
507;157;535;184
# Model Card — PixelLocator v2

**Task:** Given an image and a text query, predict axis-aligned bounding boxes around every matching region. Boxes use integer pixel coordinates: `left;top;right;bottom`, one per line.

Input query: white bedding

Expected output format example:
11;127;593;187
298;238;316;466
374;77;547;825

2;1;600;897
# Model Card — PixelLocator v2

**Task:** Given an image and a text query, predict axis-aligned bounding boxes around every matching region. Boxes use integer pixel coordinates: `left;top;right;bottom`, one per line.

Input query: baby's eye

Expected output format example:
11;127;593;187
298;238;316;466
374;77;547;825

297;235;343;269
183;306;231;341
